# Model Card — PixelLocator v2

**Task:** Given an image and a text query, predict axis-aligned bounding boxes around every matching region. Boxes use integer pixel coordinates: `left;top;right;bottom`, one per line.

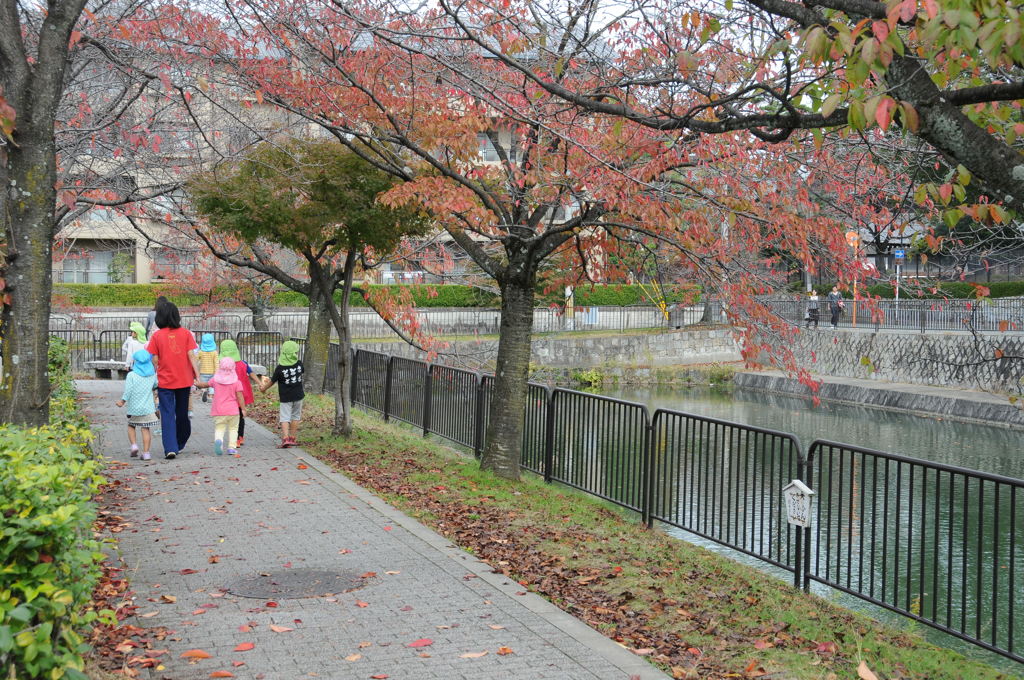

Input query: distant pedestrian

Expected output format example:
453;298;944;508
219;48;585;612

219;338;256;447
827;285;845;330
197;333;219;402
805;291;820;329
146;301;200;459
122;322;148;368
115;349;159;461
197;357;245;456
260;340;304;448
144;295;169;336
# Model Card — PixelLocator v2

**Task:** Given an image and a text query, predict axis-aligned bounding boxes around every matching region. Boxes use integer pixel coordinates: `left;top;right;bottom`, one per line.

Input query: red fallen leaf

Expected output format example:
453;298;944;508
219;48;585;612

181;649;212;659
238;625;253;632
283;562;292;568
612;566;623;573
269;625;294;633
753;639;772;649
232;661;246;667
265;601;278;608
191;609;207;615
39;554;54;563
210;673;234;678
383;526;393;531
687;647;701;657
399;605;413;611
180;568;199;575
497;647;514;656
360;572;377;579
355;600;369;608
270;467;278;471
816;641;838;655
408;639;433;648
233;642;254;652
370;675;389;679
297;464;308;469
294;618;303;624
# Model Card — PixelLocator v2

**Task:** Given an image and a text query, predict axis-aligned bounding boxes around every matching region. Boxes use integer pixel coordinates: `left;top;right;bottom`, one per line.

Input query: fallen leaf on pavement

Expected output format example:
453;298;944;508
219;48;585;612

180;649;212;659
233;643;254;652
460;651;488;658
209;672;234;678
497;647;514;656
269;625;294;633
408;639;433;648
345;654;362;661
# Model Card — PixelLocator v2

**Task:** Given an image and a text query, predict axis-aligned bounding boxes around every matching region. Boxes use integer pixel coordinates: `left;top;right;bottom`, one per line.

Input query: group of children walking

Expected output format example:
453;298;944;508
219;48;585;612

117;317;305;460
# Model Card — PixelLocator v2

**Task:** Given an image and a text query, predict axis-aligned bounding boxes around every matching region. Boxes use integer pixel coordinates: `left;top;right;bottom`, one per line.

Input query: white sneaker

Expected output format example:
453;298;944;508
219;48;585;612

141;452;151;461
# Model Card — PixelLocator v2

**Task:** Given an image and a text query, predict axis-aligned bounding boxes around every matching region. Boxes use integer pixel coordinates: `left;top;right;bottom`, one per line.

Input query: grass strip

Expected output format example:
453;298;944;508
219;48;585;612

249;394;1019;680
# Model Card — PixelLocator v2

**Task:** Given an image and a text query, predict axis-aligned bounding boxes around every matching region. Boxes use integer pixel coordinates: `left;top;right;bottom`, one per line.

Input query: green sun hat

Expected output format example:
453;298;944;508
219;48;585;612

219;338;241;361
278;340;300;367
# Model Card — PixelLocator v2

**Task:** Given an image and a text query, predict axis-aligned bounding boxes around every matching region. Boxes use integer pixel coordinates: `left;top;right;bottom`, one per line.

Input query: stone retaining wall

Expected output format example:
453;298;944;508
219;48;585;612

786;330;1024;392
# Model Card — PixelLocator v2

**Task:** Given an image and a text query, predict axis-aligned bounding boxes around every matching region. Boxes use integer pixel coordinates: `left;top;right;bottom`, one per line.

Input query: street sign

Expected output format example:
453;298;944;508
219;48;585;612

894;249;906;260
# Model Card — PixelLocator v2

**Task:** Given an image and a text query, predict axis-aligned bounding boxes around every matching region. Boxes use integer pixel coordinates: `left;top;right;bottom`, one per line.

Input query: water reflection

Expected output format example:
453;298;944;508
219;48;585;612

599;385;1024;479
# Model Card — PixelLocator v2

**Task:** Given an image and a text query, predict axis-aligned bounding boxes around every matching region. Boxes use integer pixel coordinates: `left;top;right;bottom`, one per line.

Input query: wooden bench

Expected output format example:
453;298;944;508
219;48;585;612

85;360;130;380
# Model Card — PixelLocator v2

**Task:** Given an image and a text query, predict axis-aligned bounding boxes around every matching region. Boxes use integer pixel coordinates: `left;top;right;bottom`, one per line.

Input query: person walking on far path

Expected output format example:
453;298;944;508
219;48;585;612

146;301;200;459
827;285;845;330
805;291;820;330
122;322;147;368
145;295;168;336
260;340;304;448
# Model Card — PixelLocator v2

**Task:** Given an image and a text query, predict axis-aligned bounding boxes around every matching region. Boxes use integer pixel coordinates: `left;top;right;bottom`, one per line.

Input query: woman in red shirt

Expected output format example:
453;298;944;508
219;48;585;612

146;301;200;459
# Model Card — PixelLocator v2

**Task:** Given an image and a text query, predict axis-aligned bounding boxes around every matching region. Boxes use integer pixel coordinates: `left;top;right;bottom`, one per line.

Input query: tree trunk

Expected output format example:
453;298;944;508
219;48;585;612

249;302;271;332
303;285;332;394
332;310;353;437
0;140;58;425
480;275;535;480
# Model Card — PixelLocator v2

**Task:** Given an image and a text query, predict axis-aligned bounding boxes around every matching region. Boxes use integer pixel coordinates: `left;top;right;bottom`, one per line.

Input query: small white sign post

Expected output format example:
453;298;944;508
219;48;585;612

782;480;815;528
783;479;814;590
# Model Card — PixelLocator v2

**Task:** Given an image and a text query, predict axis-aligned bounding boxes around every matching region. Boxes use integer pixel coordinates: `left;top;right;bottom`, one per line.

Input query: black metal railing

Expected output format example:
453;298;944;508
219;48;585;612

770;298;1024;333
347;347;1024;665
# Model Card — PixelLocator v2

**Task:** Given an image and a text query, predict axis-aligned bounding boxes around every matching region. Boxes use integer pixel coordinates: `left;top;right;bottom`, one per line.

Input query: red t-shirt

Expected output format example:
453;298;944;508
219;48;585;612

146;328;198;389
235;361;254;405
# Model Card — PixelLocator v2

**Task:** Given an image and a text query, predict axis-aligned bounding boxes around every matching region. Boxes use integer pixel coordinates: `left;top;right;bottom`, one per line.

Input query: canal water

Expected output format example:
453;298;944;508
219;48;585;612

593;384;1023;673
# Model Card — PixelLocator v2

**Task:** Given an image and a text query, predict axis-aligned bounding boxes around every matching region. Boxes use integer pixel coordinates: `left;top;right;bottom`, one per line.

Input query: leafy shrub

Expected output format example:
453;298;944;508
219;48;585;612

540;284;694;307
0;341;108;678
53;283;204;308
272;284;500;308
0;424;106;679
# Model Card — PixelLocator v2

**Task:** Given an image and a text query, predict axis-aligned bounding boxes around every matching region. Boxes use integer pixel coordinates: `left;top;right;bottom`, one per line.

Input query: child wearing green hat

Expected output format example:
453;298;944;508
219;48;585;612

219;338;256;446
259;340;304;448
122;322;148;368
116;349;159;460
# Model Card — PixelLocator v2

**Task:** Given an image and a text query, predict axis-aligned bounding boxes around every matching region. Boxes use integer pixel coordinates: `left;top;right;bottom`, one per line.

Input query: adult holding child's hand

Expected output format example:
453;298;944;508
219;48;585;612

145;300;200;460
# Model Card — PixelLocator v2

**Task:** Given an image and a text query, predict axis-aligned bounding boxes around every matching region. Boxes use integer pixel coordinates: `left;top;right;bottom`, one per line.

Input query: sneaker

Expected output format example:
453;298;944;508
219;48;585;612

201;391;208;403
277;439;290;449
236;437;244;447
130;445;139;458
165;451;177;460
188;411;194;419
286;436;297;447
214;439;223;456
227;449;237;456
141;452;151;461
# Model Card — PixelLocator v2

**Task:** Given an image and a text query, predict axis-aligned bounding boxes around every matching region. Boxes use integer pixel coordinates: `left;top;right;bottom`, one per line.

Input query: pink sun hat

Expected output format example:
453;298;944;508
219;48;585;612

213;356;237;384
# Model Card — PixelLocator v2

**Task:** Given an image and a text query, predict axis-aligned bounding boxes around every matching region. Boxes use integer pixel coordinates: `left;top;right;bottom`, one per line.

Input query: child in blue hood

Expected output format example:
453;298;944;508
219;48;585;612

116;349;159;461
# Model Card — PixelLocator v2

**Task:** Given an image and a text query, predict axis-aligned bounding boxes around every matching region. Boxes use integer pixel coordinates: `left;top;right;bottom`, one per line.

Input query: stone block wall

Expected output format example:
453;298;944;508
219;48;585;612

789;330;1024;392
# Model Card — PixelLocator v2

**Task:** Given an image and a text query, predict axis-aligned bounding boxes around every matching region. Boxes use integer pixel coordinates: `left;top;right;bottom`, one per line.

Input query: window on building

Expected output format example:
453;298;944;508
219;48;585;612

150;247;197;278
477;133;501;162
61;250;114;283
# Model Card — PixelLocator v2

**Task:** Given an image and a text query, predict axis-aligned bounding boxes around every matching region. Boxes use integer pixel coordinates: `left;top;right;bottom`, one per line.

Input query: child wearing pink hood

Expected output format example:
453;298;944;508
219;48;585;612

197;357;245;456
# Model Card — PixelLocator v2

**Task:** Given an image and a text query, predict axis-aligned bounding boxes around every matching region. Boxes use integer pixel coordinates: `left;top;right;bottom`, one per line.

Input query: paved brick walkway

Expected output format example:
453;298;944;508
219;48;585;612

80;380;667;680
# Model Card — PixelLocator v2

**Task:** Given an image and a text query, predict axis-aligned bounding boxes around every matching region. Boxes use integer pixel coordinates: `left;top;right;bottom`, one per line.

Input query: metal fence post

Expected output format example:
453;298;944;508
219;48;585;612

350;348;358;404
543;387;556;484
793;455;805;590
383;356;394;423
422;364;433;437
641;412;655;529
472;373;484;459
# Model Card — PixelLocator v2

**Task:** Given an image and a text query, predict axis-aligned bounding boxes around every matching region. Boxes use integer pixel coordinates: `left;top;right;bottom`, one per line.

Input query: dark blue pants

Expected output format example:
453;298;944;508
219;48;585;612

158;386;192;455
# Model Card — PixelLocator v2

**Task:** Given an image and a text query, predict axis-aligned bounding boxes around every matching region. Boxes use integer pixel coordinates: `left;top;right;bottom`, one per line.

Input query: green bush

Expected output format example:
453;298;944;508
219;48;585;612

53;283;204;308
541;284;694;307
273;284;500;308
0;341;109;678
811;281;1024;300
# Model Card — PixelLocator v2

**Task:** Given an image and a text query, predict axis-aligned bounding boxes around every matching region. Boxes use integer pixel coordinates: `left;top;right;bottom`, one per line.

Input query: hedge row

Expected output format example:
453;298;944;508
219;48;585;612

0;340;109;679
54;283;693;309
809;281;1024;299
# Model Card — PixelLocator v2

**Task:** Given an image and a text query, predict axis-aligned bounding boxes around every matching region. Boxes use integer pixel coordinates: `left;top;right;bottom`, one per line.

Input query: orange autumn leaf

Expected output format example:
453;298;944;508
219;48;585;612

210;673;234;678
180;649;212;659
497;647;514;655
269;624;294;633
355;600;369;608
233;642;254;652
408;638;433;648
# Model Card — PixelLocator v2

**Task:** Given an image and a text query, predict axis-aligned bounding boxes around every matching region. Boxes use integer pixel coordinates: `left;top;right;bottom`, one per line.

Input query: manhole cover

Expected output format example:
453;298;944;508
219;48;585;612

226;569;366;599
